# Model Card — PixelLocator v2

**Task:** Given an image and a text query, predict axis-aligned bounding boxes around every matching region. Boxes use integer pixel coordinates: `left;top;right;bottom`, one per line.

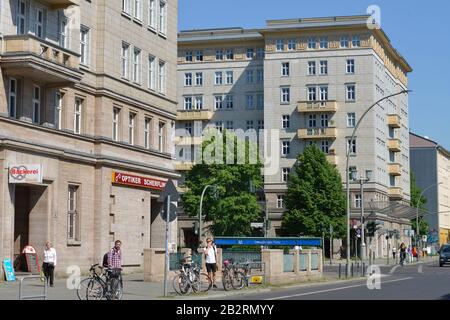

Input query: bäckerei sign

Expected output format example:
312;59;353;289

112;171;166;190
9;165;43;184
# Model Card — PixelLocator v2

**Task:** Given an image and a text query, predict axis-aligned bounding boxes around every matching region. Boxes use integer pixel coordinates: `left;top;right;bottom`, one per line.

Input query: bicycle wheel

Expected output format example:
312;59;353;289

231;271;245;290
109;277;123;300
173;274;191;295
172;274;183;295
195;272;212;293
222;272;233;291
78;278;104;300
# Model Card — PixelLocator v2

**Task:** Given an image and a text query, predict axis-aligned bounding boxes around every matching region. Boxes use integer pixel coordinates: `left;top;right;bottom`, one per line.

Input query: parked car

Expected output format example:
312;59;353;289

439;244;450;267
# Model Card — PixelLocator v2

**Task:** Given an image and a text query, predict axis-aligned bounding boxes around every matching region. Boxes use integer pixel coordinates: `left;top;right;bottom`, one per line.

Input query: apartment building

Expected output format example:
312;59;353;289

410;133;450;247
176;16;413;257
0;0;178;274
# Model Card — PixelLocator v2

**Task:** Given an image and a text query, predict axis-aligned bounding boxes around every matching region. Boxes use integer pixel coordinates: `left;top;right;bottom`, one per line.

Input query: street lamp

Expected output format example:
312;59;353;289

415;182;442;257
199;184;218;246
351;169;372;262
346;90;410;275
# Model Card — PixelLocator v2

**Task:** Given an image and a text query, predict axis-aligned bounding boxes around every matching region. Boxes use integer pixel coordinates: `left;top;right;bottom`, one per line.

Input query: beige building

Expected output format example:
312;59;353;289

176;15;414;258
410;133;450;247
0;0;178;275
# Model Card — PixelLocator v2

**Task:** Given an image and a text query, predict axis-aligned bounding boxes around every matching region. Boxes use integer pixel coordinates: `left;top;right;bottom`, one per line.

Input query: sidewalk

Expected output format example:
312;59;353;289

324;255;438;267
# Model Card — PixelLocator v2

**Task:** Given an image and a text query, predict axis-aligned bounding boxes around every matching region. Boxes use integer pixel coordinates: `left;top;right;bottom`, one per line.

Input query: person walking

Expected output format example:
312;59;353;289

392;246;397;261
43;241;57;287
203;238;218;288
399;243;407;266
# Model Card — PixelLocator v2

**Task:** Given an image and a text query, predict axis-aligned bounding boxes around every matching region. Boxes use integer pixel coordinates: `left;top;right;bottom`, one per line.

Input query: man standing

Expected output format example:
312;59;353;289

108;240;122;271
203;238;218;288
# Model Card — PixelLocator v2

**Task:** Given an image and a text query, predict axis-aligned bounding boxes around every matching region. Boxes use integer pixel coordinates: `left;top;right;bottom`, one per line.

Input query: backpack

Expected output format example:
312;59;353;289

102;252;109;268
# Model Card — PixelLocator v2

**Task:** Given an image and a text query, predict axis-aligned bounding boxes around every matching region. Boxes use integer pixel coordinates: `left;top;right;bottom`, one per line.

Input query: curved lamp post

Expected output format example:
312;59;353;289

199;184;218;245
346;90;411;274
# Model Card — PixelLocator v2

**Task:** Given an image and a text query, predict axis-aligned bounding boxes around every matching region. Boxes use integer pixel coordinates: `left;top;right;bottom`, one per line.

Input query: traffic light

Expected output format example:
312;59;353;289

264;220;271;230
193;221;199;235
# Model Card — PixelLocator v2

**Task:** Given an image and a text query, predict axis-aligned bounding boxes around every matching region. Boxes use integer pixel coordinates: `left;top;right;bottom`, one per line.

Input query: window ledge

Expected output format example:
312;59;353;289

158;32;167;39
67;240;82;247
148;26;157;34
121;12;132;20
133;18;143;26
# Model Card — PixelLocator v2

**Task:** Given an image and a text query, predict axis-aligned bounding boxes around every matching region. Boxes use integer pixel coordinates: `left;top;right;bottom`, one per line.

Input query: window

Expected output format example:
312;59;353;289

215;121;223;133
184;122;192;135
246;70;254;83
159;0;167;34
17;0;26;34
158;60;166;94
346;84;356;101
319;86;328;101
158;122;165;152
352;35;361;47
257;120;264;130
215;71;223;85
277;195;284;208
347;113;356;128
226;95;233;109
148;55;156;90
282;115;290;129
60;18;68;48
308;114;317;128
121;43;130;79
55;92;63;130
276;39;284;51
281;141;290;156
68;185;79;240
347;139;357;155
257;94;264;109
321;140;329;153
257;69;264;83
195;72;203;86
355;194;362;208
8;78;17;118
281;87;290;104
194;96;203;110
346;59;355;74
320;61;328;75
226;121;234;130
184;97;192;110
281;62;290;77
307;37;316;49
307;87;317;101
185;51;193;62
112;107;120;141
80;27;89;66
282;168;290;182
148;0;156;29
246;120;254;130
215;49;223;60
32;86;40;124
226;71;233;85
308;61;316;75
132;48;141;83
256;48;265;59
184;73;192;86
196;51;203;62
144;117;151;149
128;112;136;145
214;95;223;110
36;9;44;38
122;0;131;14
246;95;254;109
288;39;296;50
226;49;234;60
320;114;329;127
134;0;142;20
340;36;349;48
246;48;254;59
320;37;328;49
74;98;82;134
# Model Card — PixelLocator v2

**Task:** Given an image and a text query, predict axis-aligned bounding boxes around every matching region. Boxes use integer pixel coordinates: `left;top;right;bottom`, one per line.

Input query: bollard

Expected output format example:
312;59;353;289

338;263;341;279
357;262;360;276
345;264;348;279
351;263;354;277
363;262;366;277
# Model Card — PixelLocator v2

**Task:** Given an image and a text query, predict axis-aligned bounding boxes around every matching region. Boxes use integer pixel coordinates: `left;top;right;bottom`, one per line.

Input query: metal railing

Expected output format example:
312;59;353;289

19;275;47;300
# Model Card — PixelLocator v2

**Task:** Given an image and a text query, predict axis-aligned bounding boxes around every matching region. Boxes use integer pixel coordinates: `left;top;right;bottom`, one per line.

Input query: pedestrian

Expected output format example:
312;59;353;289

399;243;406;266
42;241;57;287
392;246;397;260
203;238;218;288
107;239;123;297
339;246;344;260
412;246;418;261
407;246;412;263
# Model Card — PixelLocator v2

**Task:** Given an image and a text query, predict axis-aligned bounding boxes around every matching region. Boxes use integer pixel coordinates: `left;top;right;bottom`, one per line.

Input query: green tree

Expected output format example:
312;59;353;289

282;145;347;238
410;172;429;236
182;129;263;237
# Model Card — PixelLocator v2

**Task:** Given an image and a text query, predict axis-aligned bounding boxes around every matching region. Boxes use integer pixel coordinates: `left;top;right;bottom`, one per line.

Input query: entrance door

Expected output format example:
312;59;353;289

13;185;48;271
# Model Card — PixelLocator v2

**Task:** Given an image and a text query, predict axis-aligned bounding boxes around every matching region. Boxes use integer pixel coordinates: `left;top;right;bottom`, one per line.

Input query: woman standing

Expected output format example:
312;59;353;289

43;241;57;287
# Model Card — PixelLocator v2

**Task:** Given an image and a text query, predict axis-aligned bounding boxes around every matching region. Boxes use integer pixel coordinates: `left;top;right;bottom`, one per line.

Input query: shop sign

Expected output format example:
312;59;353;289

111;171;166;190
9;165;43;184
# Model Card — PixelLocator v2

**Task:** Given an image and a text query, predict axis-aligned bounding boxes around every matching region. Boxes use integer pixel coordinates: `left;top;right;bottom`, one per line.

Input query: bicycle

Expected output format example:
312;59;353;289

231;260;254;290
77;264;123;300
222;259;240;291
172;262;211;295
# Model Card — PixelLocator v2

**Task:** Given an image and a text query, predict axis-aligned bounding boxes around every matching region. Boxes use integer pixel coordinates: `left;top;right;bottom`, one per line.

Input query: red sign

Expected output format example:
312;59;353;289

112;172;167;190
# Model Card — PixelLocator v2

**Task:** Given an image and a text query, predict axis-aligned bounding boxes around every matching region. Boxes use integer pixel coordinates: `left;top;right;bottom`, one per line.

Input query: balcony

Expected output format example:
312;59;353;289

298;127;337;140
1;35;82;85
387;115;401;128
298;100;338;113
174;161;194;171
43;0;79;9
177;109;213;121
388;163;402;176
388;139;402;152
388;187;403;200
326;154;338;166
175;136;203;146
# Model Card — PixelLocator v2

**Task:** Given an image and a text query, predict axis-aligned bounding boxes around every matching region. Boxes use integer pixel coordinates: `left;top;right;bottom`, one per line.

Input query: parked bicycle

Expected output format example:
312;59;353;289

172;261;211;295
77;263;123;300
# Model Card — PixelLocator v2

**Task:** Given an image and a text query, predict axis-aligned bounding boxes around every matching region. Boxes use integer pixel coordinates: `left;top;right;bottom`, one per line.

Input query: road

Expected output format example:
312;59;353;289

220;261;450;300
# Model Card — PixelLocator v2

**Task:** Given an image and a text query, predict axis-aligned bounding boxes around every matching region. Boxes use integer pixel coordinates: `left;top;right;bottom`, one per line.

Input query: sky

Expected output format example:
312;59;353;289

178;0;450;149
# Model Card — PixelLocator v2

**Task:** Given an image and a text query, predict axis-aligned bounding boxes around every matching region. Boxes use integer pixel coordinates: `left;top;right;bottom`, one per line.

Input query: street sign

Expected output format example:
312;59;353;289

158;179;180;203
251;222;264;228
160;202;177;222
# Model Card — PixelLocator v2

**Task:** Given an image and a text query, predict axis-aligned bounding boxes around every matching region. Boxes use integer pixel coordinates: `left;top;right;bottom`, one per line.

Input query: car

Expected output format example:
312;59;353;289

439;244;450;267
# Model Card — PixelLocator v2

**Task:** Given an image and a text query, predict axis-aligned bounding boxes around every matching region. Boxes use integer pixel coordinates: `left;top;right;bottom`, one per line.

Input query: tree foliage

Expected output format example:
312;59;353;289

410;172;429;236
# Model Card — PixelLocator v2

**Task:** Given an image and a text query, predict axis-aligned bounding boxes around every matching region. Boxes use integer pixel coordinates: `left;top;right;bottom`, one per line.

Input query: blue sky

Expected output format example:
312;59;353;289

179;0;450;149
